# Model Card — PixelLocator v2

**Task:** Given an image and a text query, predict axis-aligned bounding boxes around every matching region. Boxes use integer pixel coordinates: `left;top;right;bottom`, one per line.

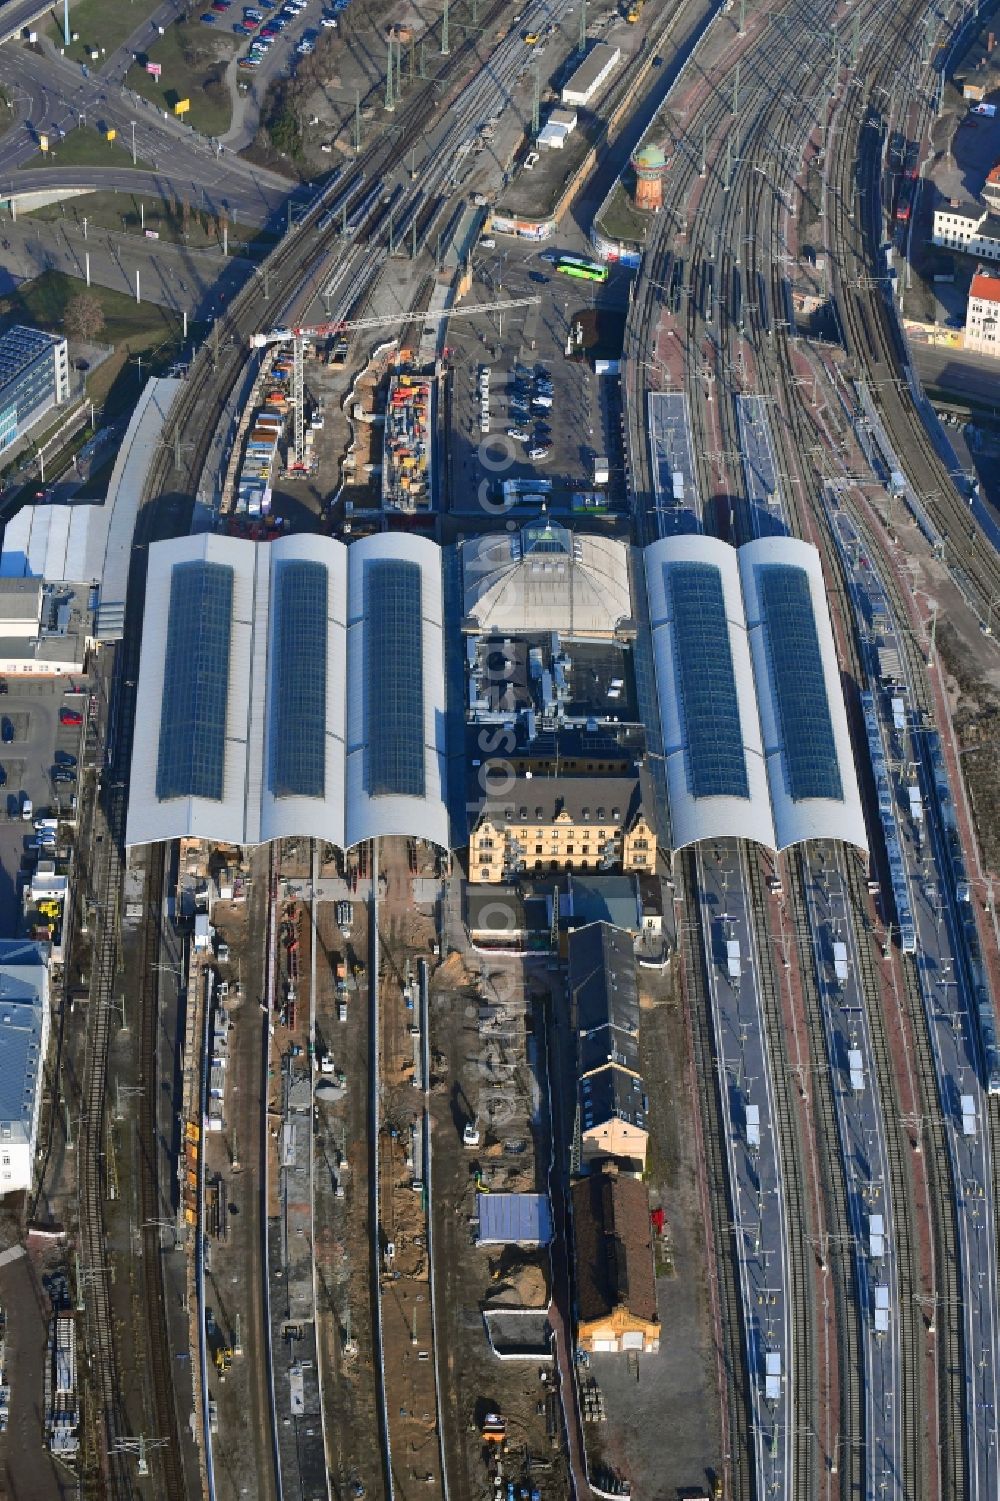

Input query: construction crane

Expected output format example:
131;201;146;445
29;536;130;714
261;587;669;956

250;296;541;468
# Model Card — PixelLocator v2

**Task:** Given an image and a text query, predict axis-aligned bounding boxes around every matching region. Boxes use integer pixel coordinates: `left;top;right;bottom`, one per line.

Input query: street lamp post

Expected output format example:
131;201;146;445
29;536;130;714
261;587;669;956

130;121;136;166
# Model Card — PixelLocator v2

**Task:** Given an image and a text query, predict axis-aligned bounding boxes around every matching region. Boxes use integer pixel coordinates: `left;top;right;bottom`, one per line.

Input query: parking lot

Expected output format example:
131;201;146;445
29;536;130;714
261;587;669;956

447;244;630;519
0;680;85;934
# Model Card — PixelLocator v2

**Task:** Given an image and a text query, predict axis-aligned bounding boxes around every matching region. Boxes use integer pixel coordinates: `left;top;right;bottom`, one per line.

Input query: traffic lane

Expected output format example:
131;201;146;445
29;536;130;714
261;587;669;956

0;44;298;202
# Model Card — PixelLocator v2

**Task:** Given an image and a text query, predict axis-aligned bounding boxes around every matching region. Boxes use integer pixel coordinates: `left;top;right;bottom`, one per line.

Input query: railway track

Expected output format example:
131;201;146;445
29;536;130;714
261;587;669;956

77;777;133;1500
136;847;187;1501
678;852;753;1501
743;846;817;1501
843;853;925;1501
785;850;863;1500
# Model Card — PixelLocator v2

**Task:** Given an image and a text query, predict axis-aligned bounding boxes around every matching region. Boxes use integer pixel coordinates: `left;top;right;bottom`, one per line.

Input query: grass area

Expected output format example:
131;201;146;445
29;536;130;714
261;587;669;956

47;0;164;63
18;126;152;171
125;20;238;139
595;182;652;251
0;270;203;427
25;188;276;253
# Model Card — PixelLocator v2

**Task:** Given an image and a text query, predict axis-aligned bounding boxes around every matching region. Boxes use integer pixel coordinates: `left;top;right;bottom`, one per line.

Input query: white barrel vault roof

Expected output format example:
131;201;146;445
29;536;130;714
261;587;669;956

643;535;868;856
344;533;449;850
125;532;448;850
644;535;776;851
739;537;867;854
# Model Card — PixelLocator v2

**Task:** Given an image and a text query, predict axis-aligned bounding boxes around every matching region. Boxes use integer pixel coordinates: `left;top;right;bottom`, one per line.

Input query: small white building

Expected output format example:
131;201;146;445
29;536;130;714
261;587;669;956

932;205;1000;263
964;270;1000;356
561;43;621;108
0;940;50;1196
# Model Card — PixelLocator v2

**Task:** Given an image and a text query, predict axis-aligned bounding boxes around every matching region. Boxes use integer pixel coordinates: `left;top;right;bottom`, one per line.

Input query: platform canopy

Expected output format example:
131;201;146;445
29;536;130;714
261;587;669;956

643;534;867;855
125;532;449;851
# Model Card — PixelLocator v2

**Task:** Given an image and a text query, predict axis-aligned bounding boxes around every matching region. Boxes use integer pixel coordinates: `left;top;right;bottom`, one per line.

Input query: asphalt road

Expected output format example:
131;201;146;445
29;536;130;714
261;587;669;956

0;36;300;226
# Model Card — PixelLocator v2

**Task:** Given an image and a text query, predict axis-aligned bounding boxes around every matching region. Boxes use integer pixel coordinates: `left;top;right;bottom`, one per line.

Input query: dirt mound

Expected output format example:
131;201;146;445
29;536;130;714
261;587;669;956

484;1262;548;1309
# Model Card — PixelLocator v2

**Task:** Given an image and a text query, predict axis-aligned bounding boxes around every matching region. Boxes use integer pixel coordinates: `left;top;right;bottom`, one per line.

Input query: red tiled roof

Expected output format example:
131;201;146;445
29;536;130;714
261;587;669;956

571;1165;658;1326
988;164;1000;185
971;271;1000;303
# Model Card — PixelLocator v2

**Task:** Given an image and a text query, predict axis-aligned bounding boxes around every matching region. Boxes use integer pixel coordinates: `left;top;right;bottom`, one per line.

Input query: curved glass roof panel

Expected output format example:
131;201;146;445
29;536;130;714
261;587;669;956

269;559;328;798
156;560;233;801
364;558;426;797
758;563;843;802
668;561;750;800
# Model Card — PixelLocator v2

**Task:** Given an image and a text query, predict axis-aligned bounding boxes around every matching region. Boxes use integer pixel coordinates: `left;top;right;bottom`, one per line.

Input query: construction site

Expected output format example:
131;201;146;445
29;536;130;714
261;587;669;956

429;933;572;1501
382;372;434;513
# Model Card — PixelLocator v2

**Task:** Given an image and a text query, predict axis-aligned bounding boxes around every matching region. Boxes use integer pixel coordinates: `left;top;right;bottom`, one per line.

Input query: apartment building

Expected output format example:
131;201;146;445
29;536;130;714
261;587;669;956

964;270;1000;355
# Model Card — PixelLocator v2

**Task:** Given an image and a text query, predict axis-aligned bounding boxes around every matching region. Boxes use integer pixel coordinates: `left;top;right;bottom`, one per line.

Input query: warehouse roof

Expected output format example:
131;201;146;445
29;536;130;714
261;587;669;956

477;1193;553;1245
126;533;448;850
462;522;632;638
571;1166;657;1326
643;535;867;854
0;940;49;1146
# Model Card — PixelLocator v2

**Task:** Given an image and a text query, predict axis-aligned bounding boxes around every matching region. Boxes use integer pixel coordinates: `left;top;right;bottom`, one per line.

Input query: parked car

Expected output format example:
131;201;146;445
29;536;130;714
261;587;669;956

528;444;552;460
59;707;83;727
507;427;530;442
201;11;217;20
1;718;12;743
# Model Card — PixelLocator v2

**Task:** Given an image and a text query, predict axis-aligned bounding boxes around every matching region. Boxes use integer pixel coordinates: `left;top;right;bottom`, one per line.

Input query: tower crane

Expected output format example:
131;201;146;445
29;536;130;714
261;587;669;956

250;296;541;468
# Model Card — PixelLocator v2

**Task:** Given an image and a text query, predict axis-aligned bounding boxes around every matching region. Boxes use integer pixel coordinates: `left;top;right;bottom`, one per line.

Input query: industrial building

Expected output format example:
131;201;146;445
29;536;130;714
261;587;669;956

0;577;92;675
461;521;632;639
571;1162;659;1354
0;939;50;1196
0;326;70;454
643;534;867;853
560;43;621;108
568;922;648;1171
125;532;448;850
0;377;183;641
468;774;656;883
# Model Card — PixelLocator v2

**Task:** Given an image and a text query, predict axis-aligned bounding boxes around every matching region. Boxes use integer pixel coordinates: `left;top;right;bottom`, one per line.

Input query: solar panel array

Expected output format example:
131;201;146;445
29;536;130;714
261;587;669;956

364;559;426;797
668;562;750;800
758;564;843;802
269;559;328;798
156;561;233;801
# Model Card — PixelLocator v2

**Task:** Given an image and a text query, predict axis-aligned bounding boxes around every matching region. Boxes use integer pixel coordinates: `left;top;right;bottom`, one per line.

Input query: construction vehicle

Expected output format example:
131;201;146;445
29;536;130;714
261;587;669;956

626;0;643;19
249;295;540;471
481;1412;507;1444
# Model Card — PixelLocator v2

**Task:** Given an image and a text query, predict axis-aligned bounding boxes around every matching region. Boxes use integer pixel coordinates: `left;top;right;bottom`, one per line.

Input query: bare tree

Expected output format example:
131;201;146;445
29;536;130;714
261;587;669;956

63;292;105;341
